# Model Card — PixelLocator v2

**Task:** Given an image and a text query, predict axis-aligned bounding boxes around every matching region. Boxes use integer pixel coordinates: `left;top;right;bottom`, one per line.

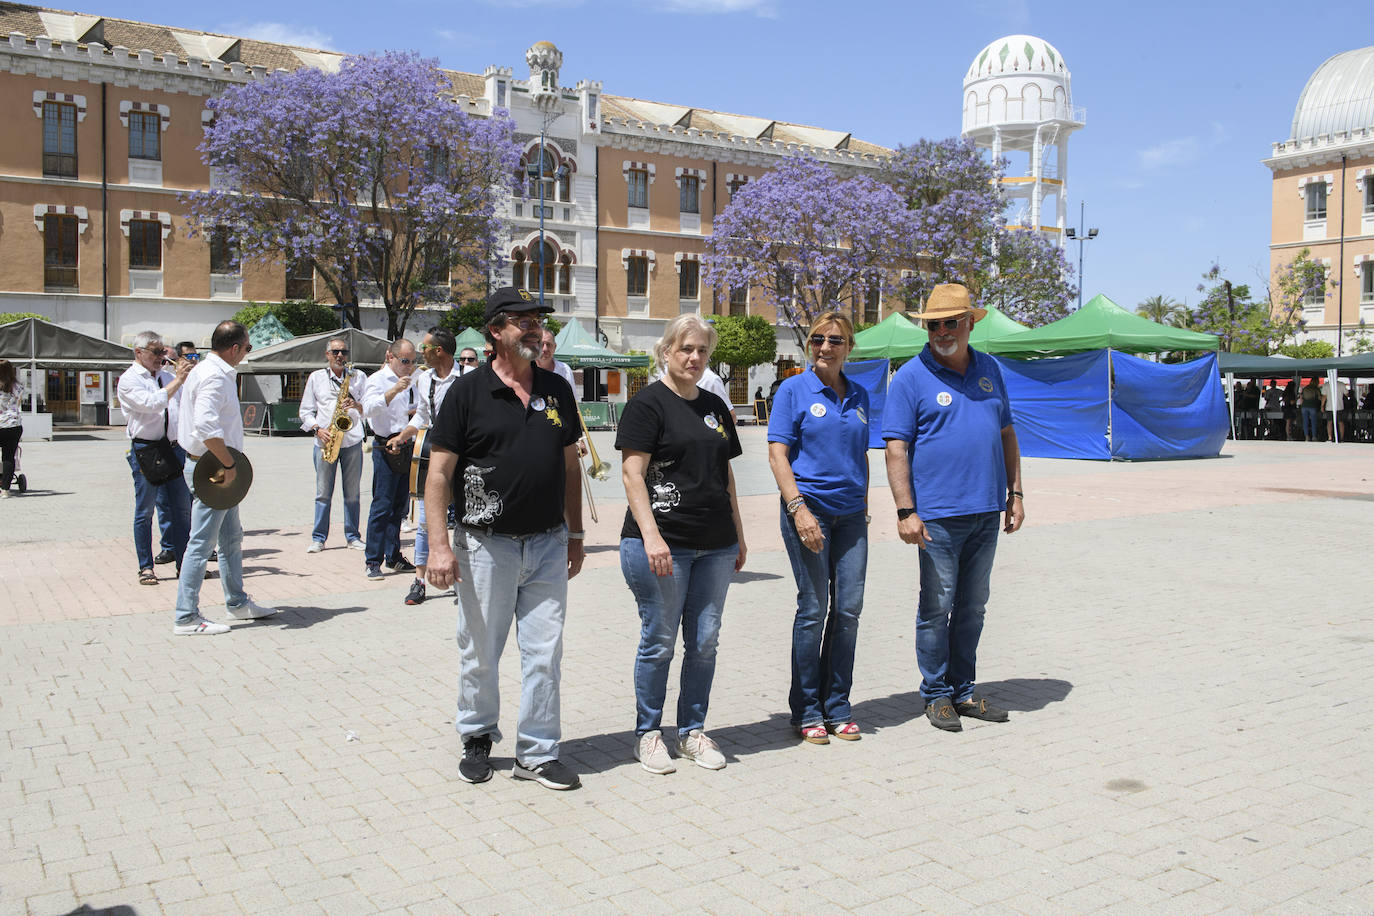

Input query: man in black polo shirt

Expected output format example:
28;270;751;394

425;287;584;791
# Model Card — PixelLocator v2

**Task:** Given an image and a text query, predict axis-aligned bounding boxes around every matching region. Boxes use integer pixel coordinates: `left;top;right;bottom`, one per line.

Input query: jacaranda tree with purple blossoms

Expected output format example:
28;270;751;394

186;52;520;338
880;137;1004;307
702;157;909;348
979;228;1076;325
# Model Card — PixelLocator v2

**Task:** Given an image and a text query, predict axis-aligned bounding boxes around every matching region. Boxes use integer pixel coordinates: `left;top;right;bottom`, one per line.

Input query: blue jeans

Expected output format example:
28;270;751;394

454;525;568;766
365;445;409;565
621;537;737;738
916;511;1001;703
127;443;191;571
174;459;248;624
1301;405;1320;440
312;442;363;544
414;497;457;568
779;502;868;727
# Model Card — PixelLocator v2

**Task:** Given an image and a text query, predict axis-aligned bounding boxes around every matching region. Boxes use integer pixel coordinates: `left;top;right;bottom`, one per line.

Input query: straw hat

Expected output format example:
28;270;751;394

909;283;987;323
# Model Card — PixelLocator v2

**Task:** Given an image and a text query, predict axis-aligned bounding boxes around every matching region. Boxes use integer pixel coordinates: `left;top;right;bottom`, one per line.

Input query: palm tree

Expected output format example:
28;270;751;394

1136;294;1185;327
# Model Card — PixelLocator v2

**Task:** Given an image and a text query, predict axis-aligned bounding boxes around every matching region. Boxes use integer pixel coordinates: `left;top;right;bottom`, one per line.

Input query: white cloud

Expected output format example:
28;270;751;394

660;0;779;16
225;21;336;51
1138;137;1198;170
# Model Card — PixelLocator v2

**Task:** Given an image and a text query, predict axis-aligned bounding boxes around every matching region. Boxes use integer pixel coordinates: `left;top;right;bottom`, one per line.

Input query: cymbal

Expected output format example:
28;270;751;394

192;448;254;509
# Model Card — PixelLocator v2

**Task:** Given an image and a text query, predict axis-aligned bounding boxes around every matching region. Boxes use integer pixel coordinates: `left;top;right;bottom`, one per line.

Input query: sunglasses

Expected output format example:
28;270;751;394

396;357;417;365
458;356;478;363
329;348;350;356
182;353;200;362
810;334;847;348
924;317;967;331
140;346;167;356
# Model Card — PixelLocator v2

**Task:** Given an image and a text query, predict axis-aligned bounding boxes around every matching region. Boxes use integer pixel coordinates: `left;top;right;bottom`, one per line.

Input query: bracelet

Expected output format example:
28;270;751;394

567;530;585;540
222;462;235;470
1009;490;1023;499
785;496;806;516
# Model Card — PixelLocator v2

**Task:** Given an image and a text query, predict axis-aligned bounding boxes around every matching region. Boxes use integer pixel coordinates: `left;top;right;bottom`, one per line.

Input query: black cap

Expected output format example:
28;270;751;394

485;286;553;323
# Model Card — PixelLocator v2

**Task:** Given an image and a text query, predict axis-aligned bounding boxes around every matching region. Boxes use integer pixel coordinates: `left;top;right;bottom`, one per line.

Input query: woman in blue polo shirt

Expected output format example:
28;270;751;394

768;312;870;744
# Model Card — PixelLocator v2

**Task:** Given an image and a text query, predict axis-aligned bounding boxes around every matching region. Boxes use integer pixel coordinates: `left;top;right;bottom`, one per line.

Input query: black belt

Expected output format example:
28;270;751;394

132;436;169;445
461;523;564;540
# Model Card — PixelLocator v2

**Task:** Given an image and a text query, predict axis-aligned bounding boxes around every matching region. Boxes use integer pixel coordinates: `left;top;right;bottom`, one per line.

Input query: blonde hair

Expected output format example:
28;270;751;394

807;311;855;348
653;314;718;373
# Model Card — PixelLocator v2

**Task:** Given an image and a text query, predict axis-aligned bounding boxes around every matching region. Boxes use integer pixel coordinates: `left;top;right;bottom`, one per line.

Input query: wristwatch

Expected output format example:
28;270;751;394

897;507;917;520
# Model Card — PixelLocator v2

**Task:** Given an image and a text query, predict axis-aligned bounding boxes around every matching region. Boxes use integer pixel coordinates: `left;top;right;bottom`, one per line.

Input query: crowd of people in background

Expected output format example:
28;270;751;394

1230;377;1373;442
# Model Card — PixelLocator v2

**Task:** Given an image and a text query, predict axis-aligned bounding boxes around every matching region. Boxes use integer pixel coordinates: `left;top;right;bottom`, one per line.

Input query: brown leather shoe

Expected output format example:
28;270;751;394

955;696;1010;723
925;696;962;732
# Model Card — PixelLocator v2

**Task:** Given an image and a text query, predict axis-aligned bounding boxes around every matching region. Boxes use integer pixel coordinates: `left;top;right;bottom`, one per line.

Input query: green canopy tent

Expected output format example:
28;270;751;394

849;311;926;360
968;306;1028;349
554;319;650;369
984;294;1221;357
247;314;293;349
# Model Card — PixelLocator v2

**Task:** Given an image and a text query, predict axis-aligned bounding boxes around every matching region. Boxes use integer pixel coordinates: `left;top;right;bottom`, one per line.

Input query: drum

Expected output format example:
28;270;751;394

408;428;432;498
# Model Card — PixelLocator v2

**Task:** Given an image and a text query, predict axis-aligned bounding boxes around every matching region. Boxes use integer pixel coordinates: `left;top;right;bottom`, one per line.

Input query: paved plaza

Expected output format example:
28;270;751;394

1;429;1371;914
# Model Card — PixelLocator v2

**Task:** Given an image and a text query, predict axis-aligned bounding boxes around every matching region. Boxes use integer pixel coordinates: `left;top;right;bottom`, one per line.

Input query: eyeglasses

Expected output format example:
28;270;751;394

458;356;478;363
329;348;350;356
396;357;416;365
925;317;967;331
139;346;167;356
810;334;847;348
503;316;542;331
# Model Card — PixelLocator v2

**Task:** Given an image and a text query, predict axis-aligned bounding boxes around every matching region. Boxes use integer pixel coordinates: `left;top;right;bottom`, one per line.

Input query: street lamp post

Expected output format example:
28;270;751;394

1064;201;1098;309
525;115;568;312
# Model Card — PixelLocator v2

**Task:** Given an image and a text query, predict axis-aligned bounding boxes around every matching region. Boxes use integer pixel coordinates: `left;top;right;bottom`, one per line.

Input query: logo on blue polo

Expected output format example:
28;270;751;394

936;391;953;407
809;402;827;418
978;377;994;393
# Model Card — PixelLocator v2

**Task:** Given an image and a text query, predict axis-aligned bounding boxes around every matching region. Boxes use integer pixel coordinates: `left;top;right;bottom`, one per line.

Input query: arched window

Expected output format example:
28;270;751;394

534;240;557;295
528;148;557;201
512;250;527;290
559;252;573;294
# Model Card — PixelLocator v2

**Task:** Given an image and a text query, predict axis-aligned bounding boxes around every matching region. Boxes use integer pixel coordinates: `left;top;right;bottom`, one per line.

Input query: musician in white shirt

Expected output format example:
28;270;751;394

117;331;193;584
392;327;465;605
172;320;277;635
298;337;368;553
361;338;419;579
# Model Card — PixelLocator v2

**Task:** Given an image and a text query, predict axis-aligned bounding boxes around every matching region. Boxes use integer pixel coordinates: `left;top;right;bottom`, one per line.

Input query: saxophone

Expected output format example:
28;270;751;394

321;366;355;464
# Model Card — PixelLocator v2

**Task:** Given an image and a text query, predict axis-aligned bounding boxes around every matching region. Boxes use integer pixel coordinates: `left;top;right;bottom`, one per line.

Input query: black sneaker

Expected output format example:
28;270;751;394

458;735;493;784
404;579;426;606
209;550;218;562
386;554;416;573
955;696;1010;723
513;758;580;790
925;696;962;732
153;549;175;565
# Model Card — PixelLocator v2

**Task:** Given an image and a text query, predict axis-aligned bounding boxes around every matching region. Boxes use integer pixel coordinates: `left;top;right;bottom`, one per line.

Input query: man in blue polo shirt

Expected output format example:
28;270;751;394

882;283;1025;733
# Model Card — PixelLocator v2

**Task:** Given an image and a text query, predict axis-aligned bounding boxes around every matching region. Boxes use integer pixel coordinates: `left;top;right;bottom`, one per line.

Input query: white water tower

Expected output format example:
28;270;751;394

962;35;1084;245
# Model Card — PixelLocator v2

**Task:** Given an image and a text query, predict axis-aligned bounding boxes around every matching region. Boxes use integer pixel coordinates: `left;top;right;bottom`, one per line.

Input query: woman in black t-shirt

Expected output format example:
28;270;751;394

616;315;746;776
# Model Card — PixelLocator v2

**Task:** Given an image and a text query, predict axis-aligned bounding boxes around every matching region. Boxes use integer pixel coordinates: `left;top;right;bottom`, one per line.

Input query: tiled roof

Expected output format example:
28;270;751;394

0;4;47;37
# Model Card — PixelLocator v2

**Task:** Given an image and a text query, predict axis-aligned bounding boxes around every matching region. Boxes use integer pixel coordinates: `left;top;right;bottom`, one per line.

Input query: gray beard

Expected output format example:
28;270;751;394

932;339;959;358
514;341;540;361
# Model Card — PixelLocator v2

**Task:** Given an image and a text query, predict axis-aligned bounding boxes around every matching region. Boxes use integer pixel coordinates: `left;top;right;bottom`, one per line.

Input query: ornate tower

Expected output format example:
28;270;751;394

961;35;1084;245
525;40;562;110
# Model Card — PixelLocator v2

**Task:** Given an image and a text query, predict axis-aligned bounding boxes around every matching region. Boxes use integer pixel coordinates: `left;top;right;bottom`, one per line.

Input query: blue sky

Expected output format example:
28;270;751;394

96;0;1369;314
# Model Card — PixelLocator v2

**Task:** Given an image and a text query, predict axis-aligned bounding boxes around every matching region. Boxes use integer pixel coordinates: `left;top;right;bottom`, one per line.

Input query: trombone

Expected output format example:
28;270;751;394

576;406;610;523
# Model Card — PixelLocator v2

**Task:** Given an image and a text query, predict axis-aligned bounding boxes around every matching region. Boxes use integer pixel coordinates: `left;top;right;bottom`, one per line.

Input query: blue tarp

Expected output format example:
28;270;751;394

842;358;890;449
994;351;1228;460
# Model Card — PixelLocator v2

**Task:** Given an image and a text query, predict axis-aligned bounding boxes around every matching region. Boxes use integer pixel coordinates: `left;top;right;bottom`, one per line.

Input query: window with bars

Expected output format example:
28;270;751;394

43;215;78;291
128;220;162;270
527;149;557;201
530;240;557;295
626;256;649;297
128;111;160;160
283;371;307;400
42;101;77;178
512;250;527;290
727;175;748;200
1304;264;1328;306
679;260;699;299
1362;263;1374;303
209;227;237;275
285;258;314;300
1365;181;1374;214
628;169;649;209
1305;182;1327;220
559;254;573;295
729;286;747;316
679;176;700;214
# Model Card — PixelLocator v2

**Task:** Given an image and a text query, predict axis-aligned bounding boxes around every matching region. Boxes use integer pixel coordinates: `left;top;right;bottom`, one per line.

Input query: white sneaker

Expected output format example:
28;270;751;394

678;729;726;770
635;732;676;775
306;541;324;553
346;539;366;551
224;597;278;620
174;616;230;636
400;520;415;533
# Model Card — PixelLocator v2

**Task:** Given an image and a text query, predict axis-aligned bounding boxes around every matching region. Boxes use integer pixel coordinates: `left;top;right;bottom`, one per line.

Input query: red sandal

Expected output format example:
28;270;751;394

798;724;829;745
829;721;861;741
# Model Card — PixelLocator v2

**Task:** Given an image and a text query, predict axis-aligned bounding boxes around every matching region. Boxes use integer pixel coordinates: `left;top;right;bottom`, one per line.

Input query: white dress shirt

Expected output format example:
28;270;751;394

299;366;368;448
406;365;463;432
178;352;244;456
553;359;576;393
363;364;414;437
652;365;734;416
118;362;181;443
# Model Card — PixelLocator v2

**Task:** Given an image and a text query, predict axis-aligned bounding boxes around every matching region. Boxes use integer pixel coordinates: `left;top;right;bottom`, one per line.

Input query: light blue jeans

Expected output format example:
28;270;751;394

620;537;737;738
454;525;569;766
413;497;455;568
174;459;248;625
916;511;1001;703
311;441;363;545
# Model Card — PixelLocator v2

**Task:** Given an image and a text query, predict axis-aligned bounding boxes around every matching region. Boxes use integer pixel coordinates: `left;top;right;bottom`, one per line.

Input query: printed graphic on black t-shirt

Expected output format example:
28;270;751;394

428;364;579;535
615;380;742;549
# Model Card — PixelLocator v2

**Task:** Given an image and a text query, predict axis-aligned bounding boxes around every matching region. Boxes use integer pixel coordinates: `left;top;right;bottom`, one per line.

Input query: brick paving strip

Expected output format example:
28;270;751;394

1;432;1371;913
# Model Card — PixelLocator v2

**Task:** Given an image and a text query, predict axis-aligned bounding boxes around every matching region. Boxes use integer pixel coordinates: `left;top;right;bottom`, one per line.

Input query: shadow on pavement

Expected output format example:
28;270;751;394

977;676;1073;711
731;570;784;583
246;605;369;630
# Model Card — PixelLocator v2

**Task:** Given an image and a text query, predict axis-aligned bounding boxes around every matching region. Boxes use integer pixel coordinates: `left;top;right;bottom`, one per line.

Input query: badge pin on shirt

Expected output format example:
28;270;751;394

810;403;827;418
937;391;953;407
531;396;546;411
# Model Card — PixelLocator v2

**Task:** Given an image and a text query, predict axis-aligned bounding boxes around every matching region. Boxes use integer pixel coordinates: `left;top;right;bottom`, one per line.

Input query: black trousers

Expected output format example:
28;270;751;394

0;425;21;490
